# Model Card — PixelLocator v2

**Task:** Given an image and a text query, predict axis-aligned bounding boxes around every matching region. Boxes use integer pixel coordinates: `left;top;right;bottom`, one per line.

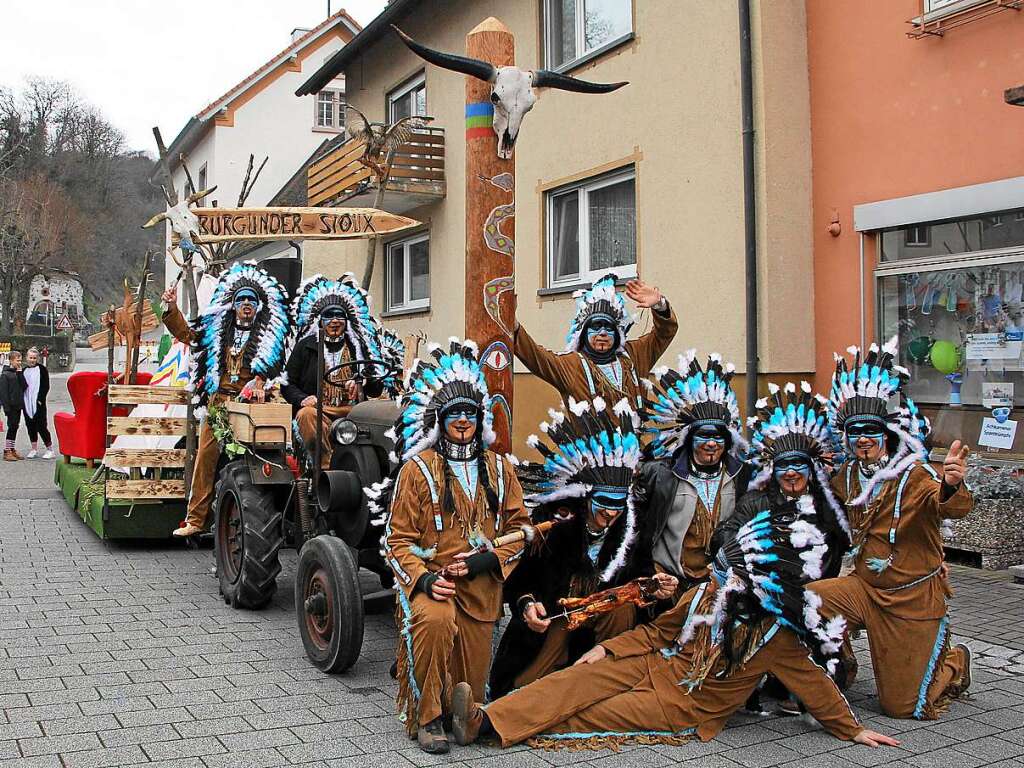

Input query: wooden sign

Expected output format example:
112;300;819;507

191;207;420;243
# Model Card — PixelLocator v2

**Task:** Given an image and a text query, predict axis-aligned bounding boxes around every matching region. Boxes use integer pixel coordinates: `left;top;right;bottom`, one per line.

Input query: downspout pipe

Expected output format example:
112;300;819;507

738;0;758;426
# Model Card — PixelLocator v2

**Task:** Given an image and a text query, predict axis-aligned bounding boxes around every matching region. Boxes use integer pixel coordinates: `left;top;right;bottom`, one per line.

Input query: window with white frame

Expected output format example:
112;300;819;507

388;73;427;123
905;224;930;247
544;0;633;71
316;90;344;130
546;167;636;288
386;233;430;312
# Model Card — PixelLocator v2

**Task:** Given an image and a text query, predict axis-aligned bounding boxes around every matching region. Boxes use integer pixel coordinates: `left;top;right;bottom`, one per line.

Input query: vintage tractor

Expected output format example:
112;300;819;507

210;335;401;673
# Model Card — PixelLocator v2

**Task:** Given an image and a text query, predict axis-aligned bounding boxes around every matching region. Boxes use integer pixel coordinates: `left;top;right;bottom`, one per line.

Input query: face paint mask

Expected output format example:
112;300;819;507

233;290;259;310
773;456;812;483
845;421;886;453
443;406;479;426
585;320;616;339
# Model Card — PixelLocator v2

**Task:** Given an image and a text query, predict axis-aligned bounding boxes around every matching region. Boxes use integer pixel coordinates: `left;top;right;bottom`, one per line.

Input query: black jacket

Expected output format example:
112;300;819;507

715;483;850;582
281;335;383;412
0;366;25;413
637;454;753;562
489;506;654;699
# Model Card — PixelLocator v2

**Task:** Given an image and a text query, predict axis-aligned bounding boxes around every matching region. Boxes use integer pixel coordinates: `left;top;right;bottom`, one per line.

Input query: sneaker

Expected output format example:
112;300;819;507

452;682;484;746
42;449;54;460
417;717;450;754
26;449;37;459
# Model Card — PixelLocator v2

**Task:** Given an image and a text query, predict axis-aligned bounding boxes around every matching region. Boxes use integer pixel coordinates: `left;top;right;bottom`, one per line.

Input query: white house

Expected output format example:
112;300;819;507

159;9;360;281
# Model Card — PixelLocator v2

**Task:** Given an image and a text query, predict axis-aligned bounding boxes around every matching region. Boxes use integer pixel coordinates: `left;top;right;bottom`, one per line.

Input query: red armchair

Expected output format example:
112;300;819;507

54;371;153;467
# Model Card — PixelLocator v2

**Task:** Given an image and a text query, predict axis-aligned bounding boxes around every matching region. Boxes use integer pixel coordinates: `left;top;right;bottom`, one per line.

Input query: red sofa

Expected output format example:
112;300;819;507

54;371;153;467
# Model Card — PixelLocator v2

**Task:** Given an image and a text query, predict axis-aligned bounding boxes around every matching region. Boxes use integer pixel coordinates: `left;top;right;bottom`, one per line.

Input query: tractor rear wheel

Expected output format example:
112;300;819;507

213;460;283;609
295;535;364;673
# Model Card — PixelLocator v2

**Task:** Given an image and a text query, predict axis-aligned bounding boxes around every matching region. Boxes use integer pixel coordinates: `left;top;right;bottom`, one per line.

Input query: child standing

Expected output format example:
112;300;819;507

22;347;53;459
1;351;26;461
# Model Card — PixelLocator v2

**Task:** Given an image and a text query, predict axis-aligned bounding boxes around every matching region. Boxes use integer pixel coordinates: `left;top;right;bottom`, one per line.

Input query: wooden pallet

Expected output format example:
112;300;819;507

104;384;195;509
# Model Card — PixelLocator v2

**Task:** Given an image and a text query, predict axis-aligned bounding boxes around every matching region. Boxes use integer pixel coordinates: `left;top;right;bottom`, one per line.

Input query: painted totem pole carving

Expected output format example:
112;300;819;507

395;21;627;451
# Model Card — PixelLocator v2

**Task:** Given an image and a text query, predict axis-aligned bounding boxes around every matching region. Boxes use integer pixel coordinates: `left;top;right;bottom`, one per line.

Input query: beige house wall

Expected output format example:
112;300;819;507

302;0;815;451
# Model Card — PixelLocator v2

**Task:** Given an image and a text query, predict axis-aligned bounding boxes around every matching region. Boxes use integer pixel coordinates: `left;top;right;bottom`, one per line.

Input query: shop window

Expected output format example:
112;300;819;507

388;73;427;123
544;0;633;71
546;166;636;288
879;209;1024;263
386;233;430;312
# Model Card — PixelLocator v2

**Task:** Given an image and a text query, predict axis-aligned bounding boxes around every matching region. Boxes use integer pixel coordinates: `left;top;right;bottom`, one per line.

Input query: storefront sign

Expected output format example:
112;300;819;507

965;332;1023;361
982;382;1014;408
191;207;420;243
979;416;1018;450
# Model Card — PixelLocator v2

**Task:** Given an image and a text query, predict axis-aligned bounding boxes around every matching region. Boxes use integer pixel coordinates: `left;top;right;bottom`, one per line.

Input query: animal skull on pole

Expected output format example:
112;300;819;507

394;25;627;160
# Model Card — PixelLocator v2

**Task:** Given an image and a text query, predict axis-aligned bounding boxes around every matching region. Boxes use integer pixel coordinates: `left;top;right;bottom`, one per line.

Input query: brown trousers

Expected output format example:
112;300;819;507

812;575;965;719
489;654;677;746
408;592;495;728
513;604;637;690
185;420;219;530
296;404;350;468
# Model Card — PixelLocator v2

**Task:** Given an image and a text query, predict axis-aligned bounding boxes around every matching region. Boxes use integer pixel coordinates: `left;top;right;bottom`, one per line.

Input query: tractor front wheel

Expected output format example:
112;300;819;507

213;460;283;609
295;536;364;673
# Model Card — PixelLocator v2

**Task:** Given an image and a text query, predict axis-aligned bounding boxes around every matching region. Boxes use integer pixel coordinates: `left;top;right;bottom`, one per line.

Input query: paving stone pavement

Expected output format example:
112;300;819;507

2;496;1023;767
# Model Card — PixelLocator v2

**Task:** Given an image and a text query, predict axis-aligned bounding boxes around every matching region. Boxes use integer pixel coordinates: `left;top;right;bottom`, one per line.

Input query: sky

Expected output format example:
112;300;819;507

0;0;387;154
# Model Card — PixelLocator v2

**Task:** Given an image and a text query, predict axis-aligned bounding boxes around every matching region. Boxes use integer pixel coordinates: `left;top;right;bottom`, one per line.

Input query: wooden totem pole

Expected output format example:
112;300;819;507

464;19;516;453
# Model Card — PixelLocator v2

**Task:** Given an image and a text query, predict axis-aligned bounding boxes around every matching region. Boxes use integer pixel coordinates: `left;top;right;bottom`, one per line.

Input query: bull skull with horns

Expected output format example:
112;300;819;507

141;186;217;256
393;26;627;159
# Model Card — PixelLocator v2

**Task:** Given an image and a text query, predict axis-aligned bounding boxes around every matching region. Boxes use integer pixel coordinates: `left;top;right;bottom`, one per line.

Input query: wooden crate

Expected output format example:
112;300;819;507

226;401;292;446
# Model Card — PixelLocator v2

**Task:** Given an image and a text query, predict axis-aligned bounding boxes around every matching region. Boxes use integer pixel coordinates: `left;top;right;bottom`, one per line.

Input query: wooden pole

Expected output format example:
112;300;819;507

129;250;153;384
465;18;515;453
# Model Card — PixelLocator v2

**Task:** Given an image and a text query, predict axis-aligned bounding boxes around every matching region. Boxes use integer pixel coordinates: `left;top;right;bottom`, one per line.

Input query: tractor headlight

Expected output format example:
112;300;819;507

331;419;358;446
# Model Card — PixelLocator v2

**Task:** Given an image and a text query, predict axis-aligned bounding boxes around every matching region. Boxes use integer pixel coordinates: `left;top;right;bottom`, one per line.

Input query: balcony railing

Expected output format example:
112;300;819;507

307;126;445;212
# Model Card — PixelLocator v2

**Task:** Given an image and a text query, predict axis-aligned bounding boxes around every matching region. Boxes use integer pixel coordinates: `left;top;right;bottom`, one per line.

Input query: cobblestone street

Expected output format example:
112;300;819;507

0;495;1021;767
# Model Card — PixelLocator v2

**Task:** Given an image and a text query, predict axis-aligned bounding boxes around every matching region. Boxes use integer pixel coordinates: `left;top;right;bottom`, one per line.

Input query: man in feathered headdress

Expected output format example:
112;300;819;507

639;353;754;603
378;339;530;754
488;397;675;699
511;275;677;420
445;495;899;752
160;262;290;537
282;274;389;467
810;339;974;720
718;381;853;711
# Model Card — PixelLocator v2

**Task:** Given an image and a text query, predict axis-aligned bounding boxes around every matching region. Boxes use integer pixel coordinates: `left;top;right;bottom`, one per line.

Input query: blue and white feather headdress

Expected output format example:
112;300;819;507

563;273;635;353
746;381;850;541
191;261;290;407
292;273;382;355
644;351;746;460
386;337;494;463
671;511;848;682
376;325;406;398
828;337;930;506
522;397;641;582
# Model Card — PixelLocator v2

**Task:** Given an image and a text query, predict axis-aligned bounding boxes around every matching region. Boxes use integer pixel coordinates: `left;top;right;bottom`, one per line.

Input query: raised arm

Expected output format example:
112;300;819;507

513;322;574;391
624;279;677;377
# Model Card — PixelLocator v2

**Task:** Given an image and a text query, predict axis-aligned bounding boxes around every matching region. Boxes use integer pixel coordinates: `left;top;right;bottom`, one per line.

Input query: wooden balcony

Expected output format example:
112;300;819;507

307;127;445;212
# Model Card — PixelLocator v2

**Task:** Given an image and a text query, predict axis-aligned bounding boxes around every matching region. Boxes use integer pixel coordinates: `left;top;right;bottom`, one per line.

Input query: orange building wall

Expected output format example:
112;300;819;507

806;0;1024;394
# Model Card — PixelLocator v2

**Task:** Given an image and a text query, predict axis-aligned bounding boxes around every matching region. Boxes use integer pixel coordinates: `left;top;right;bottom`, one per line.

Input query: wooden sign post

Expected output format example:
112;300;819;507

190;207;419;243
465;18;516;453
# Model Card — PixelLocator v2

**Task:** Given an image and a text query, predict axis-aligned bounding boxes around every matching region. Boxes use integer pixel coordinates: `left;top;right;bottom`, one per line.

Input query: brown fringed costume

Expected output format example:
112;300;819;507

162;266;289;533
482;583;863;749
385;447;528;735
813;340;973;720
514;274;677;418
812;461;972;719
